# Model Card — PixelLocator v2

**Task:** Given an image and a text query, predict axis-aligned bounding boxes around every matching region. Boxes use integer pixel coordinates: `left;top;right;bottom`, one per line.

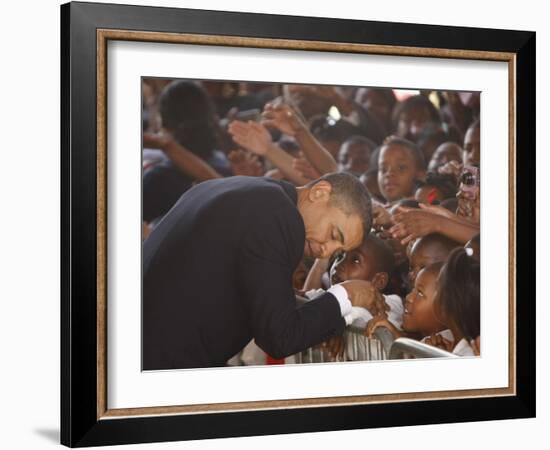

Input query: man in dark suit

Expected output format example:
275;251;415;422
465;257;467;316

143;172;379;369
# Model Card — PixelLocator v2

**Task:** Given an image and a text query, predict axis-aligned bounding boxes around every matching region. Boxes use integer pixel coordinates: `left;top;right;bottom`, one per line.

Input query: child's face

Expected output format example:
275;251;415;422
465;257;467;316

408;241;448;287
427;142;462;172
396;106;433;141
378;144;419;203
338;141;371;175
355;88;392;125
331;245;376;285
463;125;480;166
402;267;443;335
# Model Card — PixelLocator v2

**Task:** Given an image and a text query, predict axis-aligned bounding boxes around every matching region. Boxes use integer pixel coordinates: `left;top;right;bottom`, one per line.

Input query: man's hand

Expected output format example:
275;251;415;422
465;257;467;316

228;120;273;156
261;102;307;137
338;280;389;315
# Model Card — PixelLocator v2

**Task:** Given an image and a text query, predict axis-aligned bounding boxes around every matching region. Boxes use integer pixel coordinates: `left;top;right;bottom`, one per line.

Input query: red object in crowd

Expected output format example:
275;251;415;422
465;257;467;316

266;355;285;364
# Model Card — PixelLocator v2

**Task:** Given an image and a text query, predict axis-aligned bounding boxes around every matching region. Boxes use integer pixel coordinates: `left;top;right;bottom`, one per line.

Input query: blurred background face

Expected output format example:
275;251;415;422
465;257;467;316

396;105;434;141
428;142;463;171
338;141;371;175
355;88;392;126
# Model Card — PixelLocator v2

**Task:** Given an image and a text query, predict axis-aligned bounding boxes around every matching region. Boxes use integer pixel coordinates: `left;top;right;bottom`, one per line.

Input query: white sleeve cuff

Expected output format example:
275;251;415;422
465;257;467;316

344;307;374;326
327;284;352;317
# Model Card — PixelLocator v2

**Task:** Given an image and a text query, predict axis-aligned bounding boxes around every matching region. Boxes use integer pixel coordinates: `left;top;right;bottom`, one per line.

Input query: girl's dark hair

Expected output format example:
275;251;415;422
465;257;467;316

159;80;220;158
417;171;458;200
435;247;480;341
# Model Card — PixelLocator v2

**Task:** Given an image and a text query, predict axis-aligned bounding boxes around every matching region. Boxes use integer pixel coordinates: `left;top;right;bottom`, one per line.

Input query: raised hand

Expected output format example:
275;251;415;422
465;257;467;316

228;149;264;177
261;102;307;137
228;120;273;156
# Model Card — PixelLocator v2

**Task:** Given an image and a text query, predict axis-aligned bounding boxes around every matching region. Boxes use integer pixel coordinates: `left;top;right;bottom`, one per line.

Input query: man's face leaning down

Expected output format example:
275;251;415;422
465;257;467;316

298;180;364;260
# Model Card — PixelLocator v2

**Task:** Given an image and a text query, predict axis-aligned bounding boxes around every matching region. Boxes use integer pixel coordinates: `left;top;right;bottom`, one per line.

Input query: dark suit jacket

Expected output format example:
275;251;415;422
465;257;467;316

143;176;346;369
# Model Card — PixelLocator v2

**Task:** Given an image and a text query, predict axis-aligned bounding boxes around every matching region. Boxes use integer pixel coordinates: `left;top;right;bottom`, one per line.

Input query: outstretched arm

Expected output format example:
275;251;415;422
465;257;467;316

228;120;310;185
390;207;480;245
143;131;222;181
262;103;338;175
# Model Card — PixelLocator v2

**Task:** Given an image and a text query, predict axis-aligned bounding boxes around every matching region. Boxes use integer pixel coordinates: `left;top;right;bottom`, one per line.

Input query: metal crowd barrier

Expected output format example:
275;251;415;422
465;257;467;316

293;325;394;363
293;294;456;363
388;337;457;359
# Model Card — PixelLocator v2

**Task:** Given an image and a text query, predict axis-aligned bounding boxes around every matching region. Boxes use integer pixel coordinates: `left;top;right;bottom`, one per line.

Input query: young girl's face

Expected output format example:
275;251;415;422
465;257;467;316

402;267;444;336
331;245;376;284
378;144;419;203
408;241;446;287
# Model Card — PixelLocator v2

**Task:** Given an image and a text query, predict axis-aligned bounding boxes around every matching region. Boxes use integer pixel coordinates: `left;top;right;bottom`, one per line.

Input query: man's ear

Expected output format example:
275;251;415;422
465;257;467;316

308;180;332;203
371;272;389;291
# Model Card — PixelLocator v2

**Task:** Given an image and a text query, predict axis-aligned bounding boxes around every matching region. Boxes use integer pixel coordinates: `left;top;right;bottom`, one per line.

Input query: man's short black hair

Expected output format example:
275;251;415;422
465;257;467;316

306;172;373;236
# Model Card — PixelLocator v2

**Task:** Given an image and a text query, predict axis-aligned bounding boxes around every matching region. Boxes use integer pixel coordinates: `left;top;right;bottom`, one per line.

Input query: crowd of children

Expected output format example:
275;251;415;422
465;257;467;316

142;78;481;362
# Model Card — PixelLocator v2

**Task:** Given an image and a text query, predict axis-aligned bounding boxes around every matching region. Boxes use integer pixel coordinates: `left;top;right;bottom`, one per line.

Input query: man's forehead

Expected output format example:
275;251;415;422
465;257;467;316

342;222;364;249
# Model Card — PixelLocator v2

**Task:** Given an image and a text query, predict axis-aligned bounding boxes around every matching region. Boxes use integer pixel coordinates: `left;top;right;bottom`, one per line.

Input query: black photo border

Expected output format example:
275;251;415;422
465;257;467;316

61;1;535;446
